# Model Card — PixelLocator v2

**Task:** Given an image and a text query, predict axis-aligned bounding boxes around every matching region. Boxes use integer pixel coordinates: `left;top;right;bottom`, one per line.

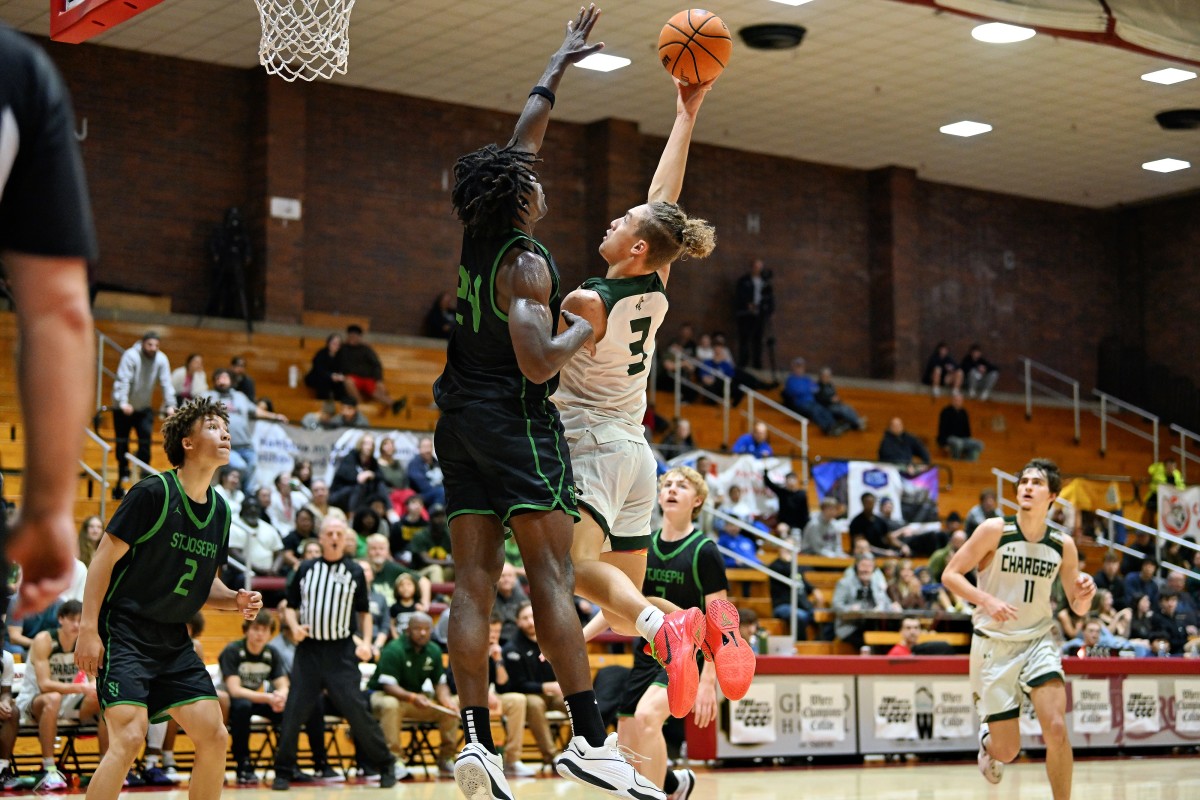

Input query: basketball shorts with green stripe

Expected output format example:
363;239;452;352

98;614;216;723
435;398;579;525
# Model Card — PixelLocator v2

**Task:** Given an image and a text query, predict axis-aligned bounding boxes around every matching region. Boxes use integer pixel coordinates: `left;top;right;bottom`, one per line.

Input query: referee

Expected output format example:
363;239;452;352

271;516;396;790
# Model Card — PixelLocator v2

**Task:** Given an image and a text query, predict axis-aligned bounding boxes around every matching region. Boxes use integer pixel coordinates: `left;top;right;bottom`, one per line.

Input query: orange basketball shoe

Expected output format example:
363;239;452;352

649;608;706;718
700;598;756;700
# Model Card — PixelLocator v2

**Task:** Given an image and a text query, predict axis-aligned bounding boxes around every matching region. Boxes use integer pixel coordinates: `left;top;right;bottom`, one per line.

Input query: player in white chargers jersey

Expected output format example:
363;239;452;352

942;458;1095;800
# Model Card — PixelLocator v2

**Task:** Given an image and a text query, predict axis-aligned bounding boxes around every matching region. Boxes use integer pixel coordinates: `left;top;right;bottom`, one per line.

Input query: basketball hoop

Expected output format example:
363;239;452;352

254;0;355;82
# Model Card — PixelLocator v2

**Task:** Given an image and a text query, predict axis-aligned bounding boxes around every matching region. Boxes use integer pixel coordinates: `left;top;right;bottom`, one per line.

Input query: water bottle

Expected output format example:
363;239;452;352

288;364;300;388
756;629;769;655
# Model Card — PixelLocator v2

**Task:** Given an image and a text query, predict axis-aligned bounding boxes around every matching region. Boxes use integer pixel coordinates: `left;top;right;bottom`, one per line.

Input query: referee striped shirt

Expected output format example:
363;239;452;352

287;557;368;641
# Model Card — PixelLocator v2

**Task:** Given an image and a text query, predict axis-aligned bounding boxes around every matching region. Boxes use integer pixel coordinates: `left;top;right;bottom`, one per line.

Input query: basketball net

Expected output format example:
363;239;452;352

254;0;355;81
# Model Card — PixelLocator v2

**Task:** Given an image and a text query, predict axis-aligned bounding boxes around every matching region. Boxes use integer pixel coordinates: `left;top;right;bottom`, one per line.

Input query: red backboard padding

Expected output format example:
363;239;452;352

50;0;168;44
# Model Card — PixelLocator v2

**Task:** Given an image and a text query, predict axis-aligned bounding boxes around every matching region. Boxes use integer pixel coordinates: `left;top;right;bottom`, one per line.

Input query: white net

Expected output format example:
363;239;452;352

254;0;355;82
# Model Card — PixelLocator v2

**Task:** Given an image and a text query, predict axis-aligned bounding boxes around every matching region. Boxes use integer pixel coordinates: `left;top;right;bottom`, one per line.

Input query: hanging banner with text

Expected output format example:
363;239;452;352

1071;679;1112;734
1122;678;1161;735
252;423;422;491
873;681;918;740
931;681;975;739
800;681;847;743
1174;680;1200;734
1019;695;1042;738
729;681;776;744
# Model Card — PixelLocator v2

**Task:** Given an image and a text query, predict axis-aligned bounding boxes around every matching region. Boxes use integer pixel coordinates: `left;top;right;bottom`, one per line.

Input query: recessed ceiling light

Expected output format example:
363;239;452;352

971;22;1036;44
940;121;993;137
1142;68;1197;85
575;54;630;72
1142;158;1190;173
770;0;815;6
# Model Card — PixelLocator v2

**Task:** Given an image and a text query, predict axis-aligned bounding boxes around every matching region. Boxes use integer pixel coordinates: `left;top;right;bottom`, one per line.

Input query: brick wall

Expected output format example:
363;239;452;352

42;41;1197;396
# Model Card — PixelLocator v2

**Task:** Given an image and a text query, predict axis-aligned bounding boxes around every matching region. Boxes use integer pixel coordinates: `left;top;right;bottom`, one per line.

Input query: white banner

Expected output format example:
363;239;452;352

1071;679;1112;734
1122;678;1161;734
251;423;422;491
1174;680;1200;734
729;681;776;744
666;451;793;521
873;681;918;740
931;681;974;739
1158;485;1200;539
800;682;845;742
1019;695;1042;737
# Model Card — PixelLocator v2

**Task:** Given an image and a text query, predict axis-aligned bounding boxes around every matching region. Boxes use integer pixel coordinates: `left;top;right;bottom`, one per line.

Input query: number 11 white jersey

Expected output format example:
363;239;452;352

554;272;668;442
972;515;1064;642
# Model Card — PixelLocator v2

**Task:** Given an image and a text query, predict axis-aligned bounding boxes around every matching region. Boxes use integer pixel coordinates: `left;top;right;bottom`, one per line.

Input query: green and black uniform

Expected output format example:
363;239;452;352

99;470;230;722
433;228;578;524
618;527;727;715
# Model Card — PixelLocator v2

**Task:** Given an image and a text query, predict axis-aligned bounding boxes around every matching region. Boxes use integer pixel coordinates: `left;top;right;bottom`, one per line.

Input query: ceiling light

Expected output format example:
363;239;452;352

575;54;630;72
1142;68;1196;85
940;121;993;137
971;22;1036;44
1142;158;1190;173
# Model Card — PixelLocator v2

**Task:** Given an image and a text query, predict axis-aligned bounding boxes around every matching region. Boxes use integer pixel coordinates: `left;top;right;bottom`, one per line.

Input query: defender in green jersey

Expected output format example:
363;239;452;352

76;398;263;800
943;458;1095;800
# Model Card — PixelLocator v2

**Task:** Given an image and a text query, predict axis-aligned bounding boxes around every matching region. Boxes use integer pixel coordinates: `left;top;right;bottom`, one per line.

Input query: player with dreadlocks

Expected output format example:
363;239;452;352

433;7;664;800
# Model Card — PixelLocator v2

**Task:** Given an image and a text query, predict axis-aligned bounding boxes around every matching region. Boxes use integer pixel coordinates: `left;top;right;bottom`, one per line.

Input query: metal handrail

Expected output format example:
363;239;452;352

95;330;126;415
82;427;112;521
708;504;804;641
1170;423;1200;482
743;389;810;486
1095;508;1200;580
1019;356;1081;444
1094;389;1159;462
673;354;731;447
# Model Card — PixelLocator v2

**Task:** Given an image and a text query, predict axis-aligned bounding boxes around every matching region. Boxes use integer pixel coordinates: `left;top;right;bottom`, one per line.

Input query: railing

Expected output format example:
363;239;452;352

1095;509;1200;582
672;354;731;447
94;330;125;416
1094;389;1159;462
1019;356;1081;444
743;389;810;486
81;428;112;522
1170;423;1200;483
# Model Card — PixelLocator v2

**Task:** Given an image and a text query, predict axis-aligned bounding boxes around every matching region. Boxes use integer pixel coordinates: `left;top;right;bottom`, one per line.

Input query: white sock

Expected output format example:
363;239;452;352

162;751;176;767
635;607;666;642
42;758;56;771
0;759;9;772
144;754;160;769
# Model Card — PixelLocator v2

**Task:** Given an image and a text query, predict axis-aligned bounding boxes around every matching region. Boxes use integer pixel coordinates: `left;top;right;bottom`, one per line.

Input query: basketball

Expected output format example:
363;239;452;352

657;9;733;85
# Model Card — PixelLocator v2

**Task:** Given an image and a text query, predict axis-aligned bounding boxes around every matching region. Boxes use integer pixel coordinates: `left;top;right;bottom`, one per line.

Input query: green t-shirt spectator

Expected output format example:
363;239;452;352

368;633;444;694
371;560;421;605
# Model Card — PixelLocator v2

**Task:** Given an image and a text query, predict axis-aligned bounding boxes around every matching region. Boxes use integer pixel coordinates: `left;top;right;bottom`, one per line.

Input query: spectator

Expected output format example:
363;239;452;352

960;343;999;401
278;508;317;574
375;437;410;493
338;325;406;414
1143;457;1185;525
767;556;815;640
228;497;285;580
220;610;331;784
781;358;838;435
763;469;810;531
389;574;421;634
1128;593;1158;643
704;340;772;406
331;434;391;512
271;517;396;790
4;575;60;657
656;341;696;402
1092;552;1128;611
0;650;16;788
1153;592;1193;655
300;401;340;431
887;617;923;656
1065;617;1106;658
832;554;897;647
694;332;715;363
410;504;454;583
406;436;446;509
887;560;928;610
714;484;760;537
928;530;968;583
78;515;104;568
733;258;774;369
937;392;984;461
882;498;947;557
443;614;536;777
660;418;695;458
111;331;176;498
1125;558;1161;608
206;367;286;490
171;353;208;403
394;495;429;558
964;489;1001;537
801;497;848;558
1165;571;1196;616
303;333;349;402
365;534;430;609
16;601;100;791
849;493;903;557
497;603;567;766
336;398;369;429
424;291;457;340
367;612;459;778
353;560;391;659
922;341;962;398
229;356;256;402
877;417;931;473
816;367;864;432
1095;589;1132;638
267;472;308;533
214;465;245;518
494;563;528;645
732;421;773;458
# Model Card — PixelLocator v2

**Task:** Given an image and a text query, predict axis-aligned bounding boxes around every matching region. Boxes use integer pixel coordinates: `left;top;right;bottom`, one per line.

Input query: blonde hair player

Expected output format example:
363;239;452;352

941;458;1094;800
553;76;752;722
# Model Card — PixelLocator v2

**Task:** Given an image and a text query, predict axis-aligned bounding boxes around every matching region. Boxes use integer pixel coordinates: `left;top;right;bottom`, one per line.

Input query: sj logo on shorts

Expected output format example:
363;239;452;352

107;680;119;696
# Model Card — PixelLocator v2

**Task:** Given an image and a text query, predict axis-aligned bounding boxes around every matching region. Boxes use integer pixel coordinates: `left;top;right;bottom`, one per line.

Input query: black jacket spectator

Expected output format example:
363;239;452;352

497;629;556;694
304;334;349;402
763;471;810;530
878;425;931;466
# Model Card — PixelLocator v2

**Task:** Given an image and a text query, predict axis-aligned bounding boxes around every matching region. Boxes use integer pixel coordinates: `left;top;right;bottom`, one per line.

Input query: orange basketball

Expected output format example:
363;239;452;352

657;9;733;85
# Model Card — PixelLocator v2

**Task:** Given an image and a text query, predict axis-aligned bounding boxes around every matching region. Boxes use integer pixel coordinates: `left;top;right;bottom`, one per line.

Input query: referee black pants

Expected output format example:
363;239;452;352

273;638;393;776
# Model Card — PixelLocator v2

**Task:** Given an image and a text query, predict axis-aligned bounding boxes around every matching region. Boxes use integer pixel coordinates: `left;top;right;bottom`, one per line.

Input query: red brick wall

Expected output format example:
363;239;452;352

42;41;1197;397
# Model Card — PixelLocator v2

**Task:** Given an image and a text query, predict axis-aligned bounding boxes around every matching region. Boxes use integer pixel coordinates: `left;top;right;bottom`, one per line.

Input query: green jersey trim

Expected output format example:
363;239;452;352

489;230;556;324
999;515;1061;553
170;469;218;530
580;272;666;313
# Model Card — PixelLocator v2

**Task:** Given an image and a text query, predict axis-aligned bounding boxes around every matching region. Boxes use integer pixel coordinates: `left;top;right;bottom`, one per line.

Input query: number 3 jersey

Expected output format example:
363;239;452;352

554;272;668;441
972;515;1063;641
103;470;230;625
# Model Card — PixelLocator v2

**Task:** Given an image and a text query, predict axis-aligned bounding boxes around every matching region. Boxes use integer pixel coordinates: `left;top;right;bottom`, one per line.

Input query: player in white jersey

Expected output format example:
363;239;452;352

942;459;1094;800
555;78;752;719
